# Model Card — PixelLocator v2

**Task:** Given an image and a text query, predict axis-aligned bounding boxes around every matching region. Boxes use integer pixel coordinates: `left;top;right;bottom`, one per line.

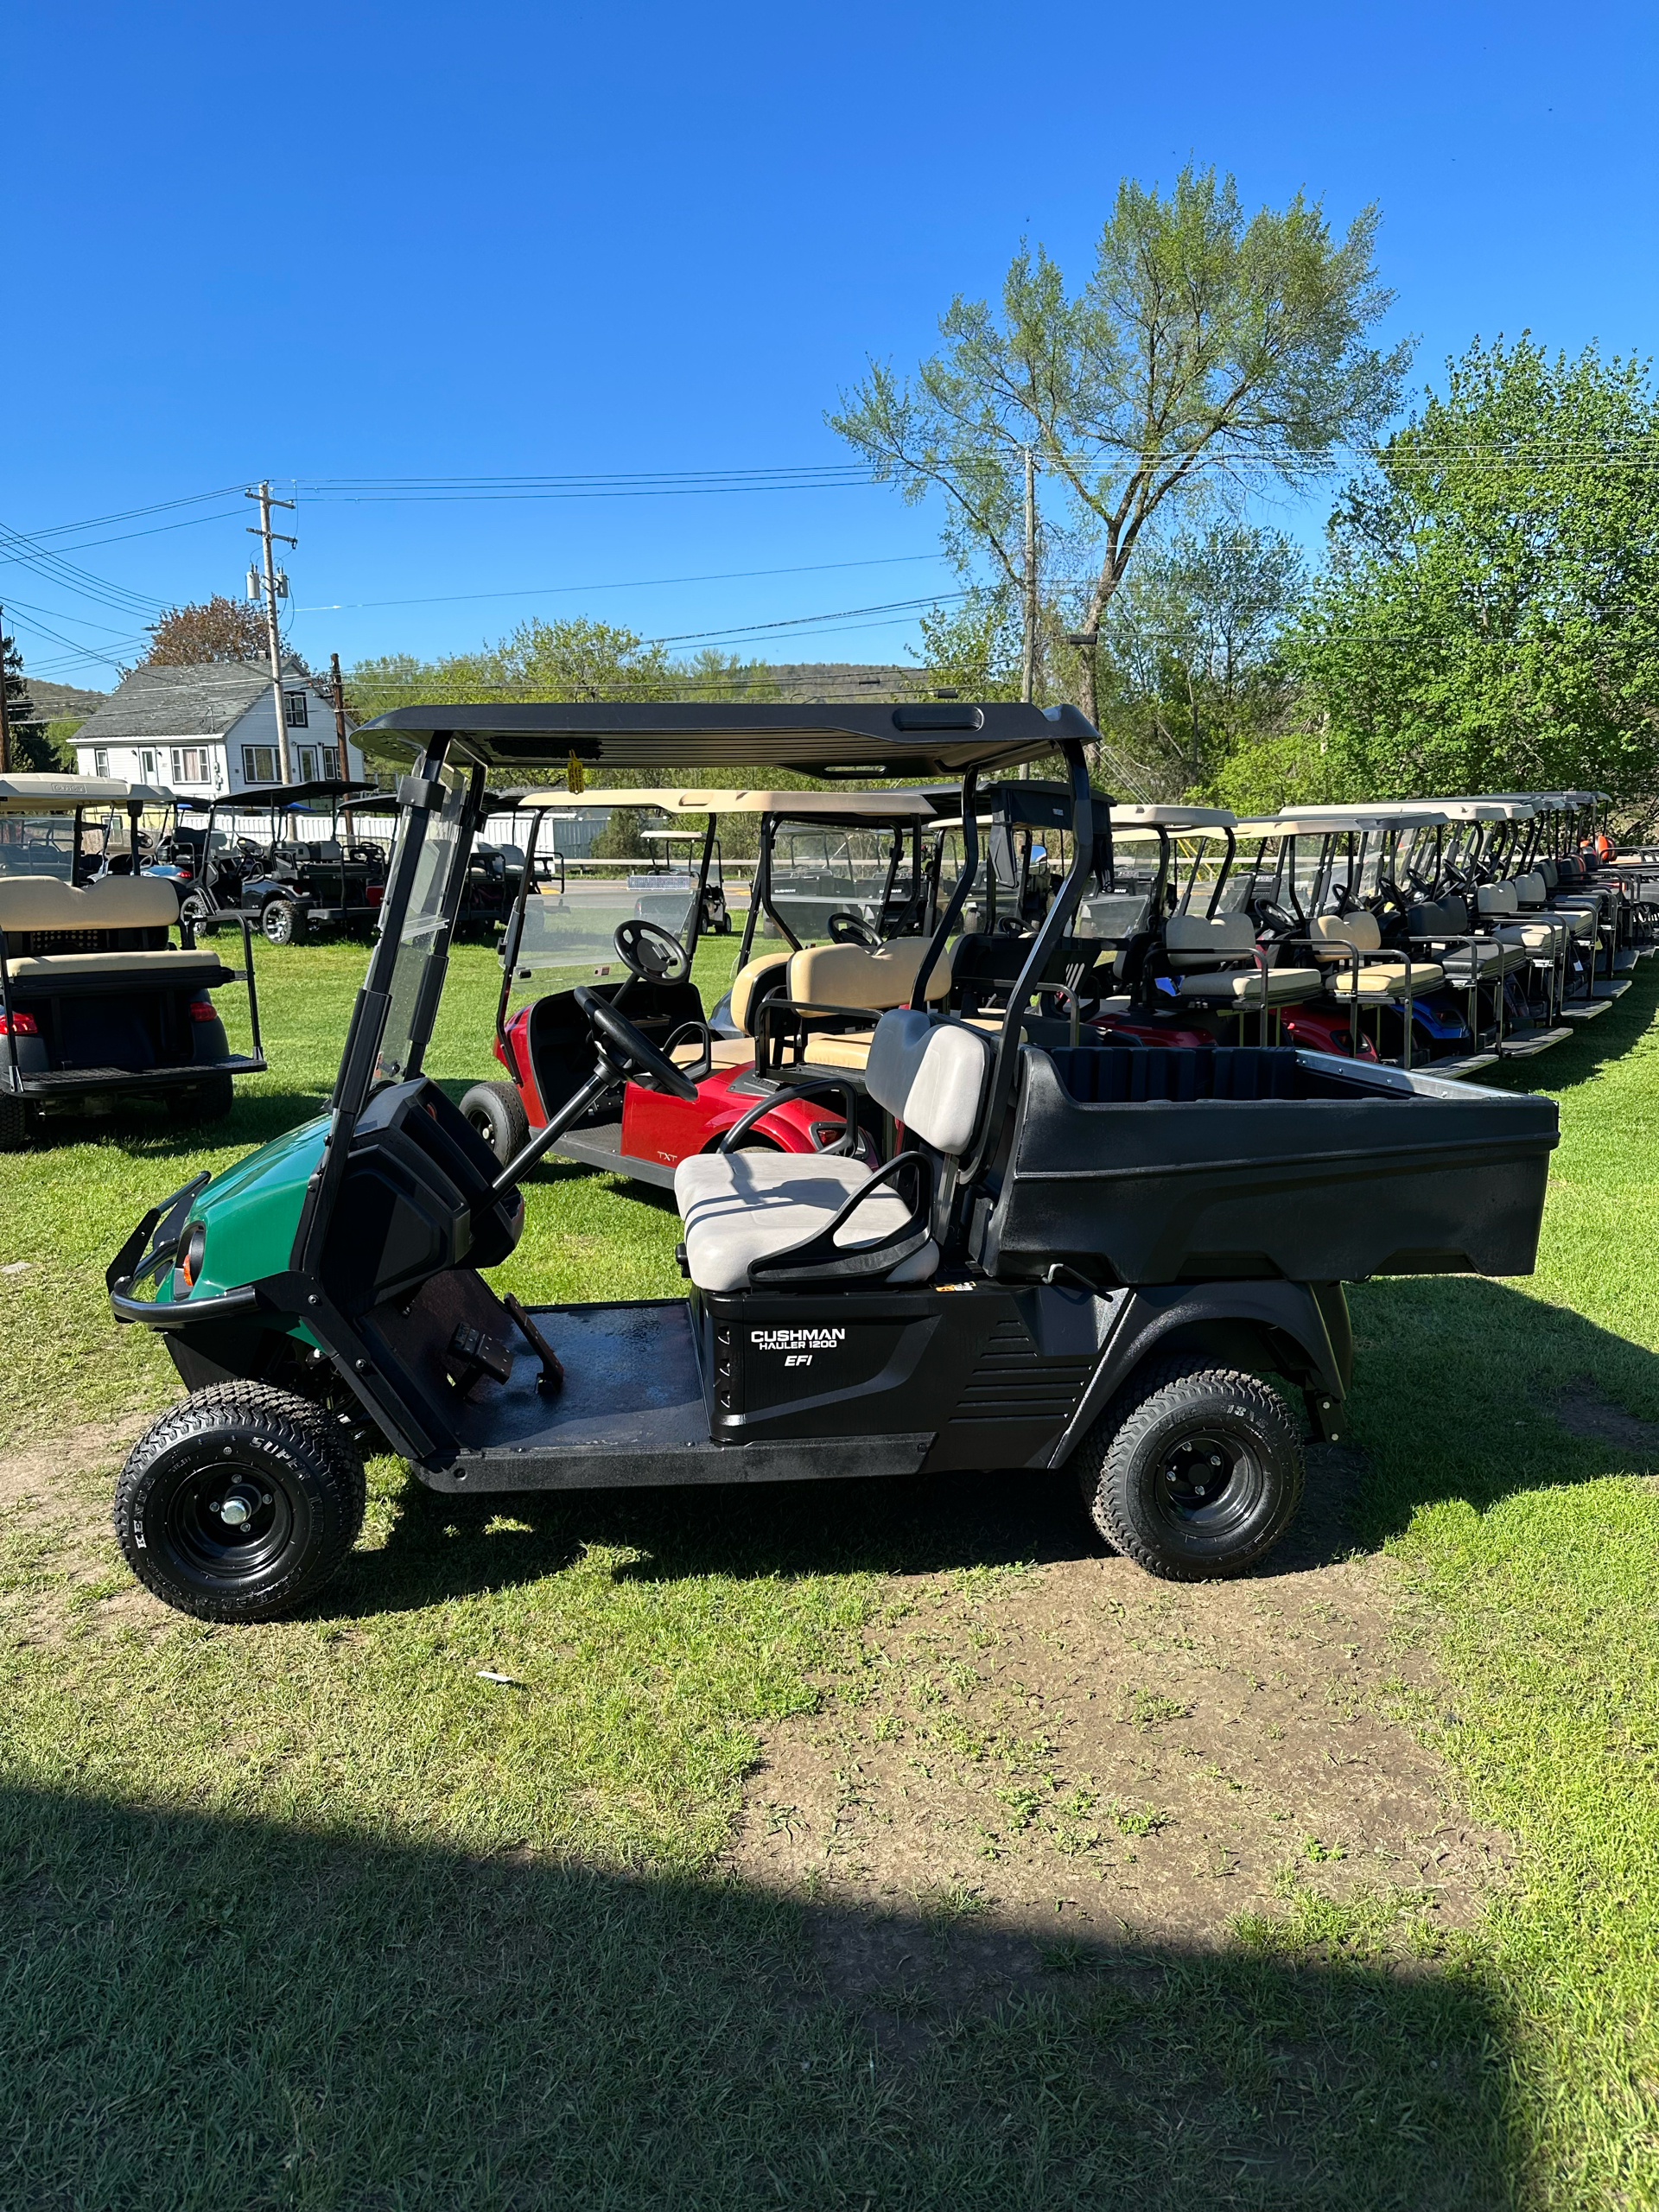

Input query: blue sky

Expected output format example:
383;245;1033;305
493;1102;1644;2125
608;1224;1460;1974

6;0;1657;689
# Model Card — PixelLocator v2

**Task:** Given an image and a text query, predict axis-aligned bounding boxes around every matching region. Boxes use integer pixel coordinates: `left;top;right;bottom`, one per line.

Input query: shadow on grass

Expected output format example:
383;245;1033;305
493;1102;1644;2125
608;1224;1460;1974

0;1780;1517;2212
1346;1272;1659;1544
1481;951;1659;1096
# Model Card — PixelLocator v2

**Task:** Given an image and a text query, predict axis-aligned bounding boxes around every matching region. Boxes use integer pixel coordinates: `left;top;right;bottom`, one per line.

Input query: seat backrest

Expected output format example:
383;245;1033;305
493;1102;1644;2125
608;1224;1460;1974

0;872;176;938
866;1007;994;1159
1516;871;1547;908
728;954;790;1036
81;874;179;928
1163;911;1256;971
1310;909;1382;958
1539;858;1560;889
786;935;952;1014
1476;881;1519;918
1407;899;1452;938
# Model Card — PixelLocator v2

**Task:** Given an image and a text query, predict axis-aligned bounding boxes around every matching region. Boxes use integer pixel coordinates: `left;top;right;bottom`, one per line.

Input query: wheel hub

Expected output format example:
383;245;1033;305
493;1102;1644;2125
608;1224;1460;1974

1159;1433;1247;1520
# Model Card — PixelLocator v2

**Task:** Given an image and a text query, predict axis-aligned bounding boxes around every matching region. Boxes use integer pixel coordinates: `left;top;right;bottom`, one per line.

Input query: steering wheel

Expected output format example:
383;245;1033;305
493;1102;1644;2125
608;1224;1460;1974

575;986;697;1099
613;917;690;983
347;841;384;865
827;910;881;947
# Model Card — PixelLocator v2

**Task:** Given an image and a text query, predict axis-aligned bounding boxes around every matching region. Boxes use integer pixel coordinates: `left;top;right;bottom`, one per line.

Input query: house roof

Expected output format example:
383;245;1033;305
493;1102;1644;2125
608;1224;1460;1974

69;661;324;745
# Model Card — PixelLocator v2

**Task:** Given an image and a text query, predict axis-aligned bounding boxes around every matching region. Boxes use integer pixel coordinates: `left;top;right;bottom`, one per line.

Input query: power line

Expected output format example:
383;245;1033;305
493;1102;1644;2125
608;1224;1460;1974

294;549;948;614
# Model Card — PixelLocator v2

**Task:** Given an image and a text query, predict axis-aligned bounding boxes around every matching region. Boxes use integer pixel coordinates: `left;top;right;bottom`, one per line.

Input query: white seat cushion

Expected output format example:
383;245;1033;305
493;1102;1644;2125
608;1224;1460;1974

673;1150;937;1294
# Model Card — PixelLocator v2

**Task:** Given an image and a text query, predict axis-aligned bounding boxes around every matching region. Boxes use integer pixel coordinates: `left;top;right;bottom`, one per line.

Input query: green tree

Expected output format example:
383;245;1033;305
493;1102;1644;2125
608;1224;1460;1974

1291;336;1659;812
1;633;60;771
830;165;1408;724
1098;522;1304;797
912;587;1025;700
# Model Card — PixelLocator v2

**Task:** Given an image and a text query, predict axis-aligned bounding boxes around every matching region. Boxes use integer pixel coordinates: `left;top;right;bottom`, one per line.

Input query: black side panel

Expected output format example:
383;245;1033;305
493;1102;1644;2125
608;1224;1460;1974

1044;1281;1352;1469
983;1046;1558;1284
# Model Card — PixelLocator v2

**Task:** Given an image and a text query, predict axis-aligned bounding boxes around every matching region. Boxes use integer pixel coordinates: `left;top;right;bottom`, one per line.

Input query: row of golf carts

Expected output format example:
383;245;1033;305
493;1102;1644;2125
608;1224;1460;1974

452;779;1649;1189
100;702;1605;1626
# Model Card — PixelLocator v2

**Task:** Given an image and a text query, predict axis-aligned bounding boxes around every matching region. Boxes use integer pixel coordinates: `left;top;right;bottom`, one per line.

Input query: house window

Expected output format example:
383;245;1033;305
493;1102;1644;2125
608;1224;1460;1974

284;690;309;728
242;745;278;783
93;748;110;777
322;747;340;779
170;747;210;783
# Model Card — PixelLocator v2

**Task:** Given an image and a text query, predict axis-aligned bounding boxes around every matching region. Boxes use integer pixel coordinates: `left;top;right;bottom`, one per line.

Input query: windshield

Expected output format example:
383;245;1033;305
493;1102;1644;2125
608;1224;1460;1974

766;822;904;944
0;812;77;880
372;768;470;1088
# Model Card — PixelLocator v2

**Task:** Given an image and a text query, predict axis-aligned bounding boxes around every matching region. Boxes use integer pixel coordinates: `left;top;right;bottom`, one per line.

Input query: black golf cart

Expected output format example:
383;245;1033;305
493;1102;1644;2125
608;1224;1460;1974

0;772;266;1147
167;779;391;944
105;704;1556;1623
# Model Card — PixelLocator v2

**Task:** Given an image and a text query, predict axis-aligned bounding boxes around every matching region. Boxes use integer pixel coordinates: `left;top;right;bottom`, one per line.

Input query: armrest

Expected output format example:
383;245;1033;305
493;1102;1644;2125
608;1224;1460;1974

746;1150;933;1286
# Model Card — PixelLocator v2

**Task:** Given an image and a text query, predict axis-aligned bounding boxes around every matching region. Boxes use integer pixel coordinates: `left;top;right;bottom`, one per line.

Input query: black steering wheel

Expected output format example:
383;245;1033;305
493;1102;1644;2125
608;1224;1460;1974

575;986;697;1099
827;910;881;947
613;917;690;983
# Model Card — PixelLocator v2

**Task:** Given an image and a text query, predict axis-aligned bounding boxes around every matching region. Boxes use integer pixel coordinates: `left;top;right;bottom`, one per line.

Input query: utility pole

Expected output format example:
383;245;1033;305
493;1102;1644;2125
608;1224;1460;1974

0;606;11;775
329;652;349;769
245;482;298;785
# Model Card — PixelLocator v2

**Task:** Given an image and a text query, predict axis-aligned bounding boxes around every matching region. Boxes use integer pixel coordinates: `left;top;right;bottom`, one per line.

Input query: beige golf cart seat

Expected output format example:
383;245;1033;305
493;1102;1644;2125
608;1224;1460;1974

1308;911;1445;1000
674;1008;990;1293
1163;912;1324;1006
1474;880;1575;952
0;874;229;986
721;933;955;1071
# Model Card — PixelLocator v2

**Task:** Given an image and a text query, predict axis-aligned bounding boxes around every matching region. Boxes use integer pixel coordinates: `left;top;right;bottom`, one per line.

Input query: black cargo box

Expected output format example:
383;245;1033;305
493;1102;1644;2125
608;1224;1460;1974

982;1045;1558;1286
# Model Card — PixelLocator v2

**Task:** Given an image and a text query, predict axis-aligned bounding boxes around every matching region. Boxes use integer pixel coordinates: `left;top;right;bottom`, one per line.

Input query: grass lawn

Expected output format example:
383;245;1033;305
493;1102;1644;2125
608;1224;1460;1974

1;938;1656;2208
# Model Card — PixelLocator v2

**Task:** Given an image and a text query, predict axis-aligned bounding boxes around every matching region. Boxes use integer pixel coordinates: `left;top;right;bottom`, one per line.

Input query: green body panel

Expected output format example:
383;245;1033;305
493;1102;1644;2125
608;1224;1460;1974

157;1115;328;1320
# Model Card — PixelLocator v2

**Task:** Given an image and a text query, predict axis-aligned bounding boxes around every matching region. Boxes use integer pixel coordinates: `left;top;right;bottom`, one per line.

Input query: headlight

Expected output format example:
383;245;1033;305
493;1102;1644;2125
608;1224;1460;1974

178;1221;207;1291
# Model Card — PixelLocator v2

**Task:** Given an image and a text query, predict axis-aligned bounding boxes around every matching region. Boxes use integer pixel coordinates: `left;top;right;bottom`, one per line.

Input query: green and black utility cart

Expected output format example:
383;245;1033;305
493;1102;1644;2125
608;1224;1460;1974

106;704;1559;1622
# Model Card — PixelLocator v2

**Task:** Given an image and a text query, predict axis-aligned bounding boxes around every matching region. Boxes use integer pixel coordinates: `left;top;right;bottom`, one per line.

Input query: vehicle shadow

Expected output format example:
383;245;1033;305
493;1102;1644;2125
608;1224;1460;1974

0;1778;1519;2210
1479;949;1659;1096
343;1273;1659;1618
13;1086;331;1160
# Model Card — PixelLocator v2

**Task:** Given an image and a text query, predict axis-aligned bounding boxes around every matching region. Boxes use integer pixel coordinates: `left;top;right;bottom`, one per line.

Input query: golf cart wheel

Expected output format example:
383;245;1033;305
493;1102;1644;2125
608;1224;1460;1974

178;891;211;930
0;1092;29;1151
261;898;300;946
1077;1362;1304;1581
168;1071;235;1125
113;1382;366;1624
460;1079;530;1166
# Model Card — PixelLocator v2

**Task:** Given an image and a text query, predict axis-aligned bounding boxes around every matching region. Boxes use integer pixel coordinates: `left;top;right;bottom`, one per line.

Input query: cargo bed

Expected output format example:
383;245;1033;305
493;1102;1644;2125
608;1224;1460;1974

982;1044;1558;1287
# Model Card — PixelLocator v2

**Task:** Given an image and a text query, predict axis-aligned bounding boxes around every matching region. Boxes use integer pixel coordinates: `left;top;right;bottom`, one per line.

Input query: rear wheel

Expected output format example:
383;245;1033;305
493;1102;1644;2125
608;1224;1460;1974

113;1382;366;1623
1077;1362;1304;1580
168;1071;235;1124
261;898;299;945
460;1078;530;1166
0;1092;29;1151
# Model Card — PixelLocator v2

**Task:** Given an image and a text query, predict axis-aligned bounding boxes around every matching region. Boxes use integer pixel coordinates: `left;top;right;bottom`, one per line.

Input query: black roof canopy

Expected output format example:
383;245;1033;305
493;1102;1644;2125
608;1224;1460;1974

357;700;1092;778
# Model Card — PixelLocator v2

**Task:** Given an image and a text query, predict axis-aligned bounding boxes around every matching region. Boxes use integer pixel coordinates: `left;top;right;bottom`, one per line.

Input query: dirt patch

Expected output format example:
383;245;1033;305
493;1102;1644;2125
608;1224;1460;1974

0;1414;149;1514
1552;1375;1659;1464
730;1445;1506;1964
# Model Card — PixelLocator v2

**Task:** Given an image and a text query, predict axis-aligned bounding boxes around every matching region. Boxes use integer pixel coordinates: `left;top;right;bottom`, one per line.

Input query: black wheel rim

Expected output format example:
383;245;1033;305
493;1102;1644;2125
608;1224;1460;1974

1152;1427;1264;1540
162;1457;295;1584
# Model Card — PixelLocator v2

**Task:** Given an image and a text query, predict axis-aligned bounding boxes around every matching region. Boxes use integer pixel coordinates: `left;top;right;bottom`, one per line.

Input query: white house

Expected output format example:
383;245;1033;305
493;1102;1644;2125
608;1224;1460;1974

70;660;367;798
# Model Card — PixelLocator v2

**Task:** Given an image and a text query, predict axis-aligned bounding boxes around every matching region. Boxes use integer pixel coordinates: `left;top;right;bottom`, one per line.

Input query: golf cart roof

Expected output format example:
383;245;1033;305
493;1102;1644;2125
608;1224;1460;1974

358;700;1087;778
0;772;136;813
1111;803;1234;829
1423;798;1537;823
487;785;941;822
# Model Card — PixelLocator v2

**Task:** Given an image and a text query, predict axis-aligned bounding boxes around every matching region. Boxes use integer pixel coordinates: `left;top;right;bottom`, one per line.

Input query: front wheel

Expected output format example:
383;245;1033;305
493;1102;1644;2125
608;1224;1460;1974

1076;1362;1305;1580
113;1382;366;1622
460;1078;530;1166
261;898;300;946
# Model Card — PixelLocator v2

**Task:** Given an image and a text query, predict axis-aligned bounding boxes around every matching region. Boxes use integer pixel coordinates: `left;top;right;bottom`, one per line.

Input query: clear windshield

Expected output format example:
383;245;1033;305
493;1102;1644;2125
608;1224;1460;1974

765;823;900;944
505;870;699;1023
0;813;77;880
372;768;470;1088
